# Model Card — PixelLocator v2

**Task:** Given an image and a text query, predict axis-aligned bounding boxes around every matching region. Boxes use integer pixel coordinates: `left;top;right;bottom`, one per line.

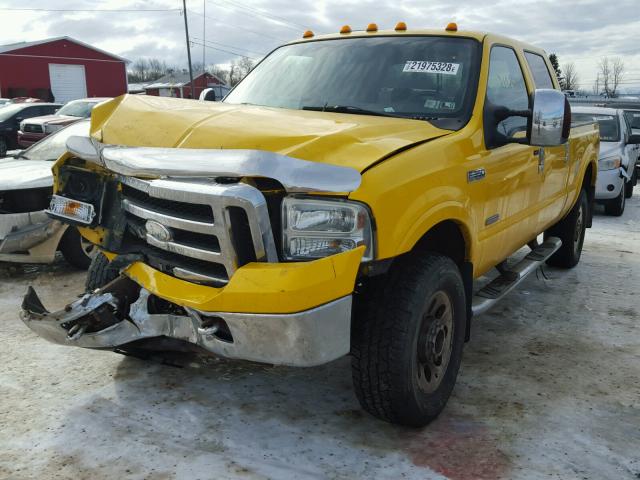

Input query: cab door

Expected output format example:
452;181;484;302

523;51;571;229
470;45;541;274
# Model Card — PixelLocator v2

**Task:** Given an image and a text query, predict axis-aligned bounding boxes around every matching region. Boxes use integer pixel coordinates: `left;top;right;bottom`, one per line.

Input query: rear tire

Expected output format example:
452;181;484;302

604;184;626;216
545;189;588;268
351;253;466;427
59;227;96;269
85;252;119;292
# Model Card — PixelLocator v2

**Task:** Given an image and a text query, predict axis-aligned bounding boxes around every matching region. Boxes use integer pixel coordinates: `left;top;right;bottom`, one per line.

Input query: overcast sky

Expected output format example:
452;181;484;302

1;0;639;91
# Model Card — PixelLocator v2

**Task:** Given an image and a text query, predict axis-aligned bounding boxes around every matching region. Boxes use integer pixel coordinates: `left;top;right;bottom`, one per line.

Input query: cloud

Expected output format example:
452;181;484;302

0;0;638;90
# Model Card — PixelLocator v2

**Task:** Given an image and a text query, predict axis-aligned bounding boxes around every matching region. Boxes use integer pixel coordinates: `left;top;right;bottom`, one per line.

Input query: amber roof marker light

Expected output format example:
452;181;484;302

446;22;458;32
340;25;352;34
366;23;378;32
302;30;314;38
395;22;407;31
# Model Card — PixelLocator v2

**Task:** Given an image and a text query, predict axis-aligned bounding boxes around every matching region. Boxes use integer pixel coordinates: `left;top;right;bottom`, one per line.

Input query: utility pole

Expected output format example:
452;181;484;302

202;0;206;72
182;0;195;98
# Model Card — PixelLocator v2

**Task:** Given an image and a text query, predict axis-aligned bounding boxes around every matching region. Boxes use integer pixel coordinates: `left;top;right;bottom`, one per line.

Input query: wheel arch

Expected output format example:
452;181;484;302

410;219;474;342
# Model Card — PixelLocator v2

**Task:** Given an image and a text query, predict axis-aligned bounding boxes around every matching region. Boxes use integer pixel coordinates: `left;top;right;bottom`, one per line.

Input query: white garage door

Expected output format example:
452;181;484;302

48;64;87;103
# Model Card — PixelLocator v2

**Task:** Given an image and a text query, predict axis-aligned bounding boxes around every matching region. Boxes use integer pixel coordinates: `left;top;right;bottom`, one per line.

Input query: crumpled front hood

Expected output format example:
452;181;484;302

89;95;451;172
0;158;53;191
23;115;77;126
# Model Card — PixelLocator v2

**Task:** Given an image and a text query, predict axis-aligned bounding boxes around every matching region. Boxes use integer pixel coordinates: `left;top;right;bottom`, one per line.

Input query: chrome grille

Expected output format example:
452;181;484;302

119;176;277;286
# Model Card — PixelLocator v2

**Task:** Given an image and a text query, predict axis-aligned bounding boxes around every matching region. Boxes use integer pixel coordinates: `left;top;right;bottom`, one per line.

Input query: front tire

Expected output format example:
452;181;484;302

59;227;96;269
351;253;466;427
545;189;588;268
85;252;119;292
625;171;635;199
604;184;626;216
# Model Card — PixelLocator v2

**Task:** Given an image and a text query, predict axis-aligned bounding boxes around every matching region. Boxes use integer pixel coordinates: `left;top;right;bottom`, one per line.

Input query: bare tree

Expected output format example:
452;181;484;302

563;62;579;90
611;57;625;97
598;57;612;97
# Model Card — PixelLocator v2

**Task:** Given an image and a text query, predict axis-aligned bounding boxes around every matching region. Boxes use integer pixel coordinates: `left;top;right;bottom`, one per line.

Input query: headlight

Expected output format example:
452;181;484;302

599;156;621;171
282;197;374;261
44;124;64;134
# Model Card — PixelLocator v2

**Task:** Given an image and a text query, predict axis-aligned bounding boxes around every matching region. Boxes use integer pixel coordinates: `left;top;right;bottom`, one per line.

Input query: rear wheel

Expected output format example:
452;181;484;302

604;184;626;216
351;253;466;427
59;227;96;269
545;189;588;268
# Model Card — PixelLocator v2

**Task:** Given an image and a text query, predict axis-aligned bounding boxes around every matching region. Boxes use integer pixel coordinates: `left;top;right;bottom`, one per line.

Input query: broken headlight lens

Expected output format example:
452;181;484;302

282;197;374;261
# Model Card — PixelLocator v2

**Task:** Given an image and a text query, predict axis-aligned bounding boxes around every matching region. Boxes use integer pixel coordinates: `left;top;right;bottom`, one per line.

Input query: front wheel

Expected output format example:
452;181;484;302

545;189;588;268
59;227;96;269
625;170;635;199
351;253;466;427
604;184;626;216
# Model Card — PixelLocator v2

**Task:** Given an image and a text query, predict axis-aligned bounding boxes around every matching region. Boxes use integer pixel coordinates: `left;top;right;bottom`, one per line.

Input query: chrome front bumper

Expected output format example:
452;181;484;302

21;277;352;367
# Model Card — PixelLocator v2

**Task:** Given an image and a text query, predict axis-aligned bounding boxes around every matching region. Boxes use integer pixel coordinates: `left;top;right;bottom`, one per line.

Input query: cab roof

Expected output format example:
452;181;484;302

289;27;548;56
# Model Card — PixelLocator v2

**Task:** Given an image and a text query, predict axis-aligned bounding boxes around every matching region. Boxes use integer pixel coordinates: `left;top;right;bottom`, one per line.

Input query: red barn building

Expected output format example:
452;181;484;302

145;71;227;99
0;36;128;103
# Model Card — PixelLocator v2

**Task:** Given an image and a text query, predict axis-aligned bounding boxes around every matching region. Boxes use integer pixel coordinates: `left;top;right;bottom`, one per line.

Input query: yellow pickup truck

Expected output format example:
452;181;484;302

22;24;599;427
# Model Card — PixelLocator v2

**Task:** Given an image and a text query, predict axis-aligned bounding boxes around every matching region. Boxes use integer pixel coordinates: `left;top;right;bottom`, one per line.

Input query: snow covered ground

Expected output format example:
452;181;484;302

1;193;639;480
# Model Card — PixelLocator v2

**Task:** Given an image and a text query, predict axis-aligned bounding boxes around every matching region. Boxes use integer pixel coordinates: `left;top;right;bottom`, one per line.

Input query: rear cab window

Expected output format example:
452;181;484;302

524;52;555;89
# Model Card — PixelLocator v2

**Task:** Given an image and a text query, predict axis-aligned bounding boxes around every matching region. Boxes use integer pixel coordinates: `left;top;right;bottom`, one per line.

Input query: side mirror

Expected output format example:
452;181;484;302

529;89;570;147
628;134;640;145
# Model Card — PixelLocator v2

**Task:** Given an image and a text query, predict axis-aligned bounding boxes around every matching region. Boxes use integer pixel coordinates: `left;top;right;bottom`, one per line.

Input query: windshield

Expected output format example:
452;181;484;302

225;36;481;130
624;110;640;130
19;120;90;161
0;104;24;122
57;100;98;118
573;113;620;142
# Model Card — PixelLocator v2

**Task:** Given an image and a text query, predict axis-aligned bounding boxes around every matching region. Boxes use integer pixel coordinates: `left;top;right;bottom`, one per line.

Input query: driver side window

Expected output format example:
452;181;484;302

486;46;529;142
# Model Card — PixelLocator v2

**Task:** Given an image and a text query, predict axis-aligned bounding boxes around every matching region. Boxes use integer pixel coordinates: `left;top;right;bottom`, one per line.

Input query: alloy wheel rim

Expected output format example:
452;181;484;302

416;290;454;394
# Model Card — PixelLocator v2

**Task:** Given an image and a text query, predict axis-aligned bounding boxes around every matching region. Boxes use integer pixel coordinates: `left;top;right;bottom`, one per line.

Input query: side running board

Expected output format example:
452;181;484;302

472;237;562;316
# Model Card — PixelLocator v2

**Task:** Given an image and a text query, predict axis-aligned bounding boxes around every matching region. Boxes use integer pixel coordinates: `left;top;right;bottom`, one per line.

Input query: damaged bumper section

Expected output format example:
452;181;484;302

21;276;352;367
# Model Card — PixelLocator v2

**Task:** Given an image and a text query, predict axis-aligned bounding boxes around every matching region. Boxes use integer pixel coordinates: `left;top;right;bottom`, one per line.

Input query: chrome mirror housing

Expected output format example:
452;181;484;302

529;89;570;147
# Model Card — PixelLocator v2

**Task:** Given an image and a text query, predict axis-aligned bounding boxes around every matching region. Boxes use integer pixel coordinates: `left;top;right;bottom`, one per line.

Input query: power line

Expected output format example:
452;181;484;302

0;7;180;12
189;39;259;60
207;0;309;31
187;9;289;42
191;36;267;56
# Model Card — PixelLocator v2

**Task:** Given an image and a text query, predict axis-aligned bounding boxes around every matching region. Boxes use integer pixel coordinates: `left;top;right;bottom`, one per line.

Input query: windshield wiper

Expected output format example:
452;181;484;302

302;105;400;118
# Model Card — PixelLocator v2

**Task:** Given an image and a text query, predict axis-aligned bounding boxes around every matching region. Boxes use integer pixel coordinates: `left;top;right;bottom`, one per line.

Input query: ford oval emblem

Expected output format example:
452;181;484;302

145;220;172;242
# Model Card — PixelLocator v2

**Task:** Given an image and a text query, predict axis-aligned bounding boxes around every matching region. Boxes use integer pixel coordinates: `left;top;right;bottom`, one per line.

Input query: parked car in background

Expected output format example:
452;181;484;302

623;109;640;183
0;120;94;268
572;106;639;214
17;97;110;147
0;102;60;157
10;97;45;103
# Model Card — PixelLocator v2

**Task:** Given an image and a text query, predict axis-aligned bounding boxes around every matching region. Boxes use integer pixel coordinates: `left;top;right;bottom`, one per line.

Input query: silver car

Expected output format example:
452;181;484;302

572;106;639;216
0;120;94;267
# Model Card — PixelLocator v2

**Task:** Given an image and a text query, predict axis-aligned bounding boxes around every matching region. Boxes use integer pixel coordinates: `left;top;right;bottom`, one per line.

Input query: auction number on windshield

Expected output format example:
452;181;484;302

403;61;460;75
